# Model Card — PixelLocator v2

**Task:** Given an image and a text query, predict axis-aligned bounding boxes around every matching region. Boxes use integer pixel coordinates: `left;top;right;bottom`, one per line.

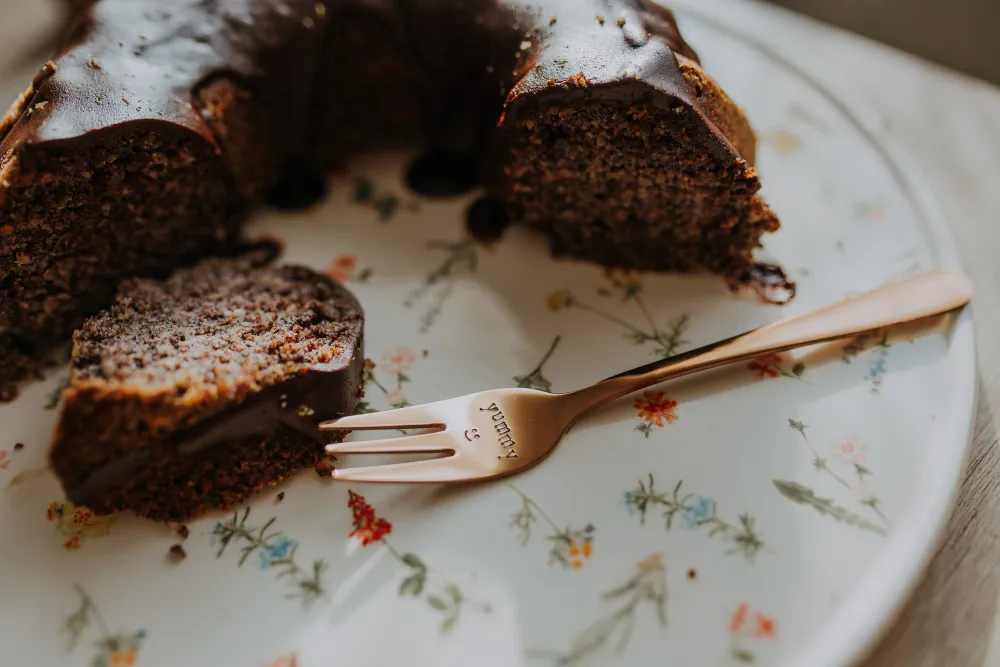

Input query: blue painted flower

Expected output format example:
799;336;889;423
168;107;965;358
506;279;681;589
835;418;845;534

682;496;714;528
623;492;635;515
259;537;297;569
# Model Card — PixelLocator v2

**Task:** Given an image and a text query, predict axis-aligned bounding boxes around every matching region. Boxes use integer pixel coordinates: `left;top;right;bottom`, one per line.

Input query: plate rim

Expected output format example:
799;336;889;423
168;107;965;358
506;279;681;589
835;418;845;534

674;6;979;666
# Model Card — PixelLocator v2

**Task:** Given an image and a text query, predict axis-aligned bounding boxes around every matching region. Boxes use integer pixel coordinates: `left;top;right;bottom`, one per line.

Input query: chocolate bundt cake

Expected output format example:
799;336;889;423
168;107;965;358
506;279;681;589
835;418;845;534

0;0;784;398
49;253;364;521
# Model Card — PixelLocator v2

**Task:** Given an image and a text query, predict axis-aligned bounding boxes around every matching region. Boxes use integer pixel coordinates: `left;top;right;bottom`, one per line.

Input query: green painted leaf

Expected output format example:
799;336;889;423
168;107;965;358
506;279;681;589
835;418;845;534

773;480;887;536
440;615;458;634
401;553;424;569
427;596;448;611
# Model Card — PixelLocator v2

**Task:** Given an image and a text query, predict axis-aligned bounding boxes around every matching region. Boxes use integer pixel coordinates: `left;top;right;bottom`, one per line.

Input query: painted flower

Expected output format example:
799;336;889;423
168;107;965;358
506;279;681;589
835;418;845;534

753;612;777;639
73;507;94;525
323;254;357;283
637;551;663;572
109;648;137;666
380;347;415;374
764;129;803;155
47;502;64;521
730;603;749;633
682;496;714;528
604;269;641;291
730;603;777;639
634;390;678;427
347;491;393;546
546;289;573;312
259;537;298;569
852;482;874;503
0;449;8;470
64;536;81;550
384;388;406;406
264;655;297;667
831;435;868;464
748;354;782;379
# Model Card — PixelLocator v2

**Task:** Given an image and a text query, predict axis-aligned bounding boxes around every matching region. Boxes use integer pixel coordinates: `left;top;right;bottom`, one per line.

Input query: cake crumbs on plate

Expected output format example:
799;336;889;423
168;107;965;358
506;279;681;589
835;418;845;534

276;491;285;503
13;443;24;451
168;544;186;561
314;459;335;477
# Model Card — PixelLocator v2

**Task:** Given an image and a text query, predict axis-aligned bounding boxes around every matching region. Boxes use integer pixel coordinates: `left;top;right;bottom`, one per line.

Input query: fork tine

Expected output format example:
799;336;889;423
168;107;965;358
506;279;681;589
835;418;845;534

331;455;471;483
320;404;445;431
325;432;452;455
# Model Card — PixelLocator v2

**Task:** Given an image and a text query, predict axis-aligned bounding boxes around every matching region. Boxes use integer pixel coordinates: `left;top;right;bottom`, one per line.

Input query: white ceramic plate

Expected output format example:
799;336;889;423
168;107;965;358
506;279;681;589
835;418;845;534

0;4;976;667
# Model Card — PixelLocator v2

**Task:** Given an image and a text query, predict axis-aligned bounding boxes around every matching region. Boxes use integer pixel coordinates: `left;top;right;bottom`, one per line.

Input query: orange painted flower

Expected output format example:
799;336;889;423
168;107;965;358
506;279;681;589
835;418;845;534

753;612;777;639
604;269;641;291
72;508;94;525
323;254;357;283
729;603;749;634
110;649;137;666
347;490;393;546
48;501;114;549
546;289;573;312
380;347;415;374
748;354;782;379
634;390;678;427
264;654;297;667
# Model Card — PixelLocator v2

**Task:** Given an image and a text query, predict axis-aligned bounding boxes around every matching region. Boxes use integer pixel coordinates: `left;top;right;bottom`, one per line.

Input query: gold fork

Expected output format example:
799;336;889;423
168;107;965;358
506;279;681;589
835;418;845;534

321;270;972;483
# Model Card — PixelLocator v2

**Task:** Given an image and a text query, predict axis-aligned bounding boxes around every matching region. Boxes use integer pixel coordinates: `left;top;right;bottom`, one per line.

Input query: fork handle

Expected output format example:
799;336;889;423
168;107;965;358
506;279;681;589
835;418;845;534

562;269;972;420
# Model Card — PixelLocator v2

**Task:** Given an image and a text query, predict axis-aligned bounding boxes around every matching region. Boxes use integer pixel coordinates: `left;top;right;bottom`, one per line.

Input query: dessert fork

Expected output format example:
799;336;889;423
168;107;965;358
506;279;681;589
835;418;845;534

321;270;972;483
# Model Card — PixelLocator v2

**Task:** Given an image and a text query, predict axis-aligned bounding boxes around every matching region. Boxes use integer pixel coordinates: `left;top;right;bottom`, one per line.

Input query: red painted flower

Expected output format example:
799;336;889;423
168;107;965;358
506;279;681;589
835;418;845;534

831;435;869;464
729;603;749;633
323;254;358;283
347;491;393;546
748;354;782;379
634;390;678;427
63;536;81;550
753;612;777;639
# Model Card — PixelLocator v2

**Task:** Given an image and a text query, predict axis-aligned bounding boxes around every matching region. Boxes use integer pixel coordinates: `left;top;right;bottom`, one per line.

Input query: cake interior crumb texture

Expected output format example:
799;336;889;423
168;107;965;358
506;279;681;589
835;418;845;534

49;257;363;522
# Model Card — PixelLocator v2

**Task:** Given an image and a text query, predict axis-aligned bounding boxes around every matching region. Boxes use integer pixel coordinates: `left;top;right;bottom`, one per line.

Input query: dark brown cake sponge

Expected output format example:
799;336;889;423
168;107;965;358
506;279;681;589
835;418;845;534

49;254;364;522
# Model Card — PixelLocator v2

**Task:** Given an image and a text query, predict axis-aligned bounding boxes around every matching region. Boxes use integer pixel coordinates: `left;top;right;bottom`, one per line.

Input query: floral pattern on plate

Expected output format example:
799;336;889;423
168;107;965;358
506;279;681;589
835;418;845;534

0;4;974;667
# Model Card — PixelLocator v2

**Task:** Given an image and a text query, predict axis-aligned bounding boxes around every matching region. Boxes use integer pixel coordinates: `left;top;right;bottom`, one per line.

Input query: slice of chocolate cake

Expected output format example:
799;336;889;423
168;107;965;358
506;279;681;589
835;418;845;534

49;254;364;522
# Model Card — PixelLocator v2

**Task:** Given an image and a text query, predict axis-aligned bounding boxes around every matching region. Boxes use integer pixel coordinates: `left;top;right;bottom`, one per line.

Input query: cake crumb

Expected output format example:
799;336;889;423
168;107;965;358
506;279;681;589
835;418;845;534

315;2;326;17
549;16;557;26
122;98;129;105
176;524;190;540
616;17;627;27
13;443;24;451
276;491;285;503
169;544;187;561
89;59;102;70
687;568;697;580
422;349;429;359
314;459;335;477
596;15;605;25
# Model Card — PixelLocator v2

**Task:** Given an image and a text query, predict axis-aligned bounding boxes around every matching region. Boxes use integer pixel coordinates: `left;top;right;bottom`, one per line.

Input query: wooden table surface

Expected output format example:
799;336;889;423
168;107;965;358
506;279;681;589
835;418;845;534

679;2;1000;665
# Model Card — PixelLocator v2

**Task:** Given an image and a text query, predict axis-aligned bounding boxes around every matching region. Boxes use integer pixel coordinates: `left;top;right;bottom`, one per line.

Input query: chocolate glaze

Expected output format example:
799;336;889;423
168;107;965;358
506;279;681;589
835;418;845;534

66;358;364;504
0;0;736;187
